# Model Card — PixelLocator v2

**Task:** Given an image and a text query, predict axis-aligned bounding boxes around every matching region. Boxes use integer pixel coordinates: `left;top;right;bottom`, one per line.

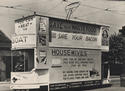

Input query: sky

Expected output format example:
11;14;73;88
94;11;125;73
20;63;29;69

0;0;125;38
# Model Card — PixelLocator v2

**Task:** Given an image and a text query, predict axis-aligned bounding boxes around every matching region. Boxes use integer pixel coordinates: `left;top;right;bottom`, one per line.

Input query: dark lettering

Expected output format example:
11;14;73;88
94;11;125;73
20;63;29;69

58;33;68;39
72;35;82;40
86;36;97;41
51;49;87;57
12;36;28;44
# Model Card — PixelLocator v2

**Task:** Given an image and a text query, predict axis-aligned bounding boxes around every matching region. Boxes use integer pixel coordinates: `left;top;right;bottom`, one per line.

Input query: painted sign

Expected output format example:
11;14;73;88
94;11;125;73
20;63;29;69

49;31;101;49
35;48;49;69
12;34;36;49
101;26;109;52
15;16;36;35
49;48;101;89
49;18;100;35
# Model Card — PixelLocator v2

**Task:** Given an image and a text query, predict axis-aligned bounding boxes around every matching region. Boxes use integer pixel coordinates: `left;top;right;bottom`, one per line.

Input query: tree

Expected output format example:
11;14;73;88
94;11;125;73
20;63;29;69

102;32;125;77
102;33;124;64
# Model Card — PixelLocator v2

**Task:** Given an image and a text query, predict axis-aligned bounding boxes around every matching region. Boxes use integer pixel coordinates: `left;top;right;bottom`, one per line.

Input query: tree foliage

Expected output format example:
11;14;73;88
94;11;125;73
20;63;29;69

102;33;124;64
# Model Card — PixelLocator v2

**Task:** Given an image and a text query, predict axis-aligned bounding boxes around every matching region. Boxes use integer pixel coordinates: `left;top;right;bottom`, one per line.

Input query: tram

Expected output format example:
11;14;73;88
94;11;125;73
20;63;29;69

10;15;110;91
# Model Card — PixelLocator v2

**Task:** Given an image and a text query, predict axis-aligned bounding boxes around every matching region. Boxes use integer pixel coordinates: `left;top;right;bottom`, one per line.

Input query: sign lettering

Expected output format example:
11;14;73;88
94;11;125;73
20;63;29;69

12;36;28;44
49;48;101;85
15;16;36;34
49;18;100;35
49;31;101;49
12;34;36;49
58;33;68;39
52;49;87;57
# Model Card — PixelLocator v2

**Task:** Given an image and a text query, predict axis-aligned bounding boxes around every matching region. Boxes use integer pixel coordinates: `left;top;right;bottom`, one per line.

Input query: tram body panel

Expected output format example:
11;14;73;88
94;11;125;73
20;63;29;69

48;48;101;90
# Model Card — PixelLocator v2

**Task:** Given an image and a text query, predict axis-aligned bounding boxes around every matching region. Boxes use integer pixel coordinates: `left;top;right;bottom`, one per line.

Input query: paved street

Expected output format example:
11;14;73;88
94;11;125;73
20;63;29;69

0;85;125;91
85;87;125;91
0;76;123;91
0;82;11;91
84;76;122;91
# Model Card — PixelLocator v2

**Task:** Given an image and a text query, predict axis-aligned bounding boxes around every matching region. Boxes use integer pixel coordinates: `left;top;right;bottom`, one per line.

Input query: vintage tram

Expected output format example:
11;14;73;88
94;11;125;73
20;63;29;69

10;15;110;91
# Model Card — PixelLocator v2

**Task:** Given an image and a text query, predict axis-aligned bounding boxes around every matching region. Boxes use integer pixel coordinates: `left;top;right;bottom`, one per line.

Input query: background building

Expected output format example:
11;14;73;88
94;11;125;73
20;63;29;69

0;30;11;82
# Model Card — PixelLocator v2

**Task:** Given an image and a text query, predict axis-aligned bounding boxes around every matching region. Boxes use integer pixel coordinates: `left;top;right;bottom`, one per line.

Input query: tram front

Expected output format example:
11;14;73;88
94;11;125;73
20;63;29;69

10;15;49;90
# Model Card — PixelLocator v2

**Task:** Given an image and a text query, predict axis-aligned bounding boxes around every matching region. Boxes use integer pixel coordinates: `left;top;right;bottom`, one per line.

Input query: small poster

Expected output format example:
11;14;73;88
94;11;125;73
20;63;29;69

101;26;109;51
39;17;48;32
39;35;46;46
39;51;47;64
35;49;48;69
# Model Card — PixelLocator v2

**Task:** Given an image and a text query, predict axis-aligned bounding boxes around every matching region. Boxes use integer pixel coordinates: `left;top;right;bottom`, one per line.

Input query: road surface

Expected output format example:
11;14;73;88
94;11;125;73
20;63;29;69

85;87;125;91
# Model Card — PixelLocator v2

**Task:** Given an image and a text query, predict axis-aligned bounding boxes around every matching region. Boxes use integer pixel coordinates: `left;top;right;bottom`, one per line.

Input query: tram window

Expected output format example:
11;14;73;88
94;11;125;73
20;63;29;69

12;49;34;72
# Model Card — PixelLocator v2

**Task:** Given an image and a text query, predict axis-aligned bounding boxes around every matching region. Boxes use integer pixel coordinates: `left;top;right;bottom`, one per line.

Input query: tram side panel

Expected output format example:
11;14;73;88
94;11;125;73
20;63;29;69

48;47;102;90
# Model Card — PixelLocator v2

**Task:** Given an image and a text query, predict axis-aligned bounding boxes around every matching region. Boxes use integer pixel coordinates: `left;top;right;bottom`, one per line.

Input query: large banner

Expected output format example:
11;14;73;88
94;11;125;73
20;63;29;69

49;48;101;90
12;34;36;49
49;18;100;35
49;31;101;49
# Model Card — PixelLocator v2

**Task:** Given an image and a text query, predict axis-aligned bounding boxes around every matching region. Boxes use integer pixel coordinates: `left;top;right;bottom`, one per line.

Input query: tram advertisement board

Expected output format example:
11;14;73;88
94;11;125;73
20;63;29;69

12;34;36;49
49;48;101;90
101;26;109;51
49;31;101;49
15;16;37;35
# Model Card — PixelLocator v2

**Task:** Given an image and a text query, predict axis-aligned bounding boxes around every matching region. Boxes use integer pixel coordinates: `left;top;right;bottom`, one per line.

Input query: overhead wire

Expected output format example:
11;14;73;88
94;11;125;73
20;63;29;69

73;17;121;28
45;0;63;13
65;1;80;20
0;0;122;38
0;0;124;28
0;1;124;17
65;0;125;17
0;0;64;17
64;0;125;28
0;0;125;16
74;10;103;18
64;1;122;26
79;2;125;16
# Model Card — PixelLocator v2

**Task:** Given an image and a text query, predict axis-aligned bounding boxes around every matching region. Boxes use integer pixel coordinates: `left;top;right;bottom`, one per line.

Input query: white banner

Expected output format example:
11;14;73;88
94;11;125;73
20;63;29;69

49;48;101;83
15;16;36;35
49;31;101;49
12;34;36;49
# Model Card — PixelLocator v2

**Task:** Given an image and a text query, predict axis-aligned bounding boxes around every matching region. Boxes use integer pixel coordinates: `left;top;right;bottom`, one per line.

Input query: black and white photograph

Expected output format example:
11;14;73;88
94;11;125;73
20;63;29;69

0;0;125;91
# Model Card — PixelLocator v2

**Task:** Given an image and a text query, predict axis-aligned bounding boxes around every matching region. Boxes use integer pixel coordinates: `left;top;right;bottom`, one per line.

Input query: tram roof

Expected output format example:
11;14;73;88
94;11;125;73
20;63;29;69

15;14;110;28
